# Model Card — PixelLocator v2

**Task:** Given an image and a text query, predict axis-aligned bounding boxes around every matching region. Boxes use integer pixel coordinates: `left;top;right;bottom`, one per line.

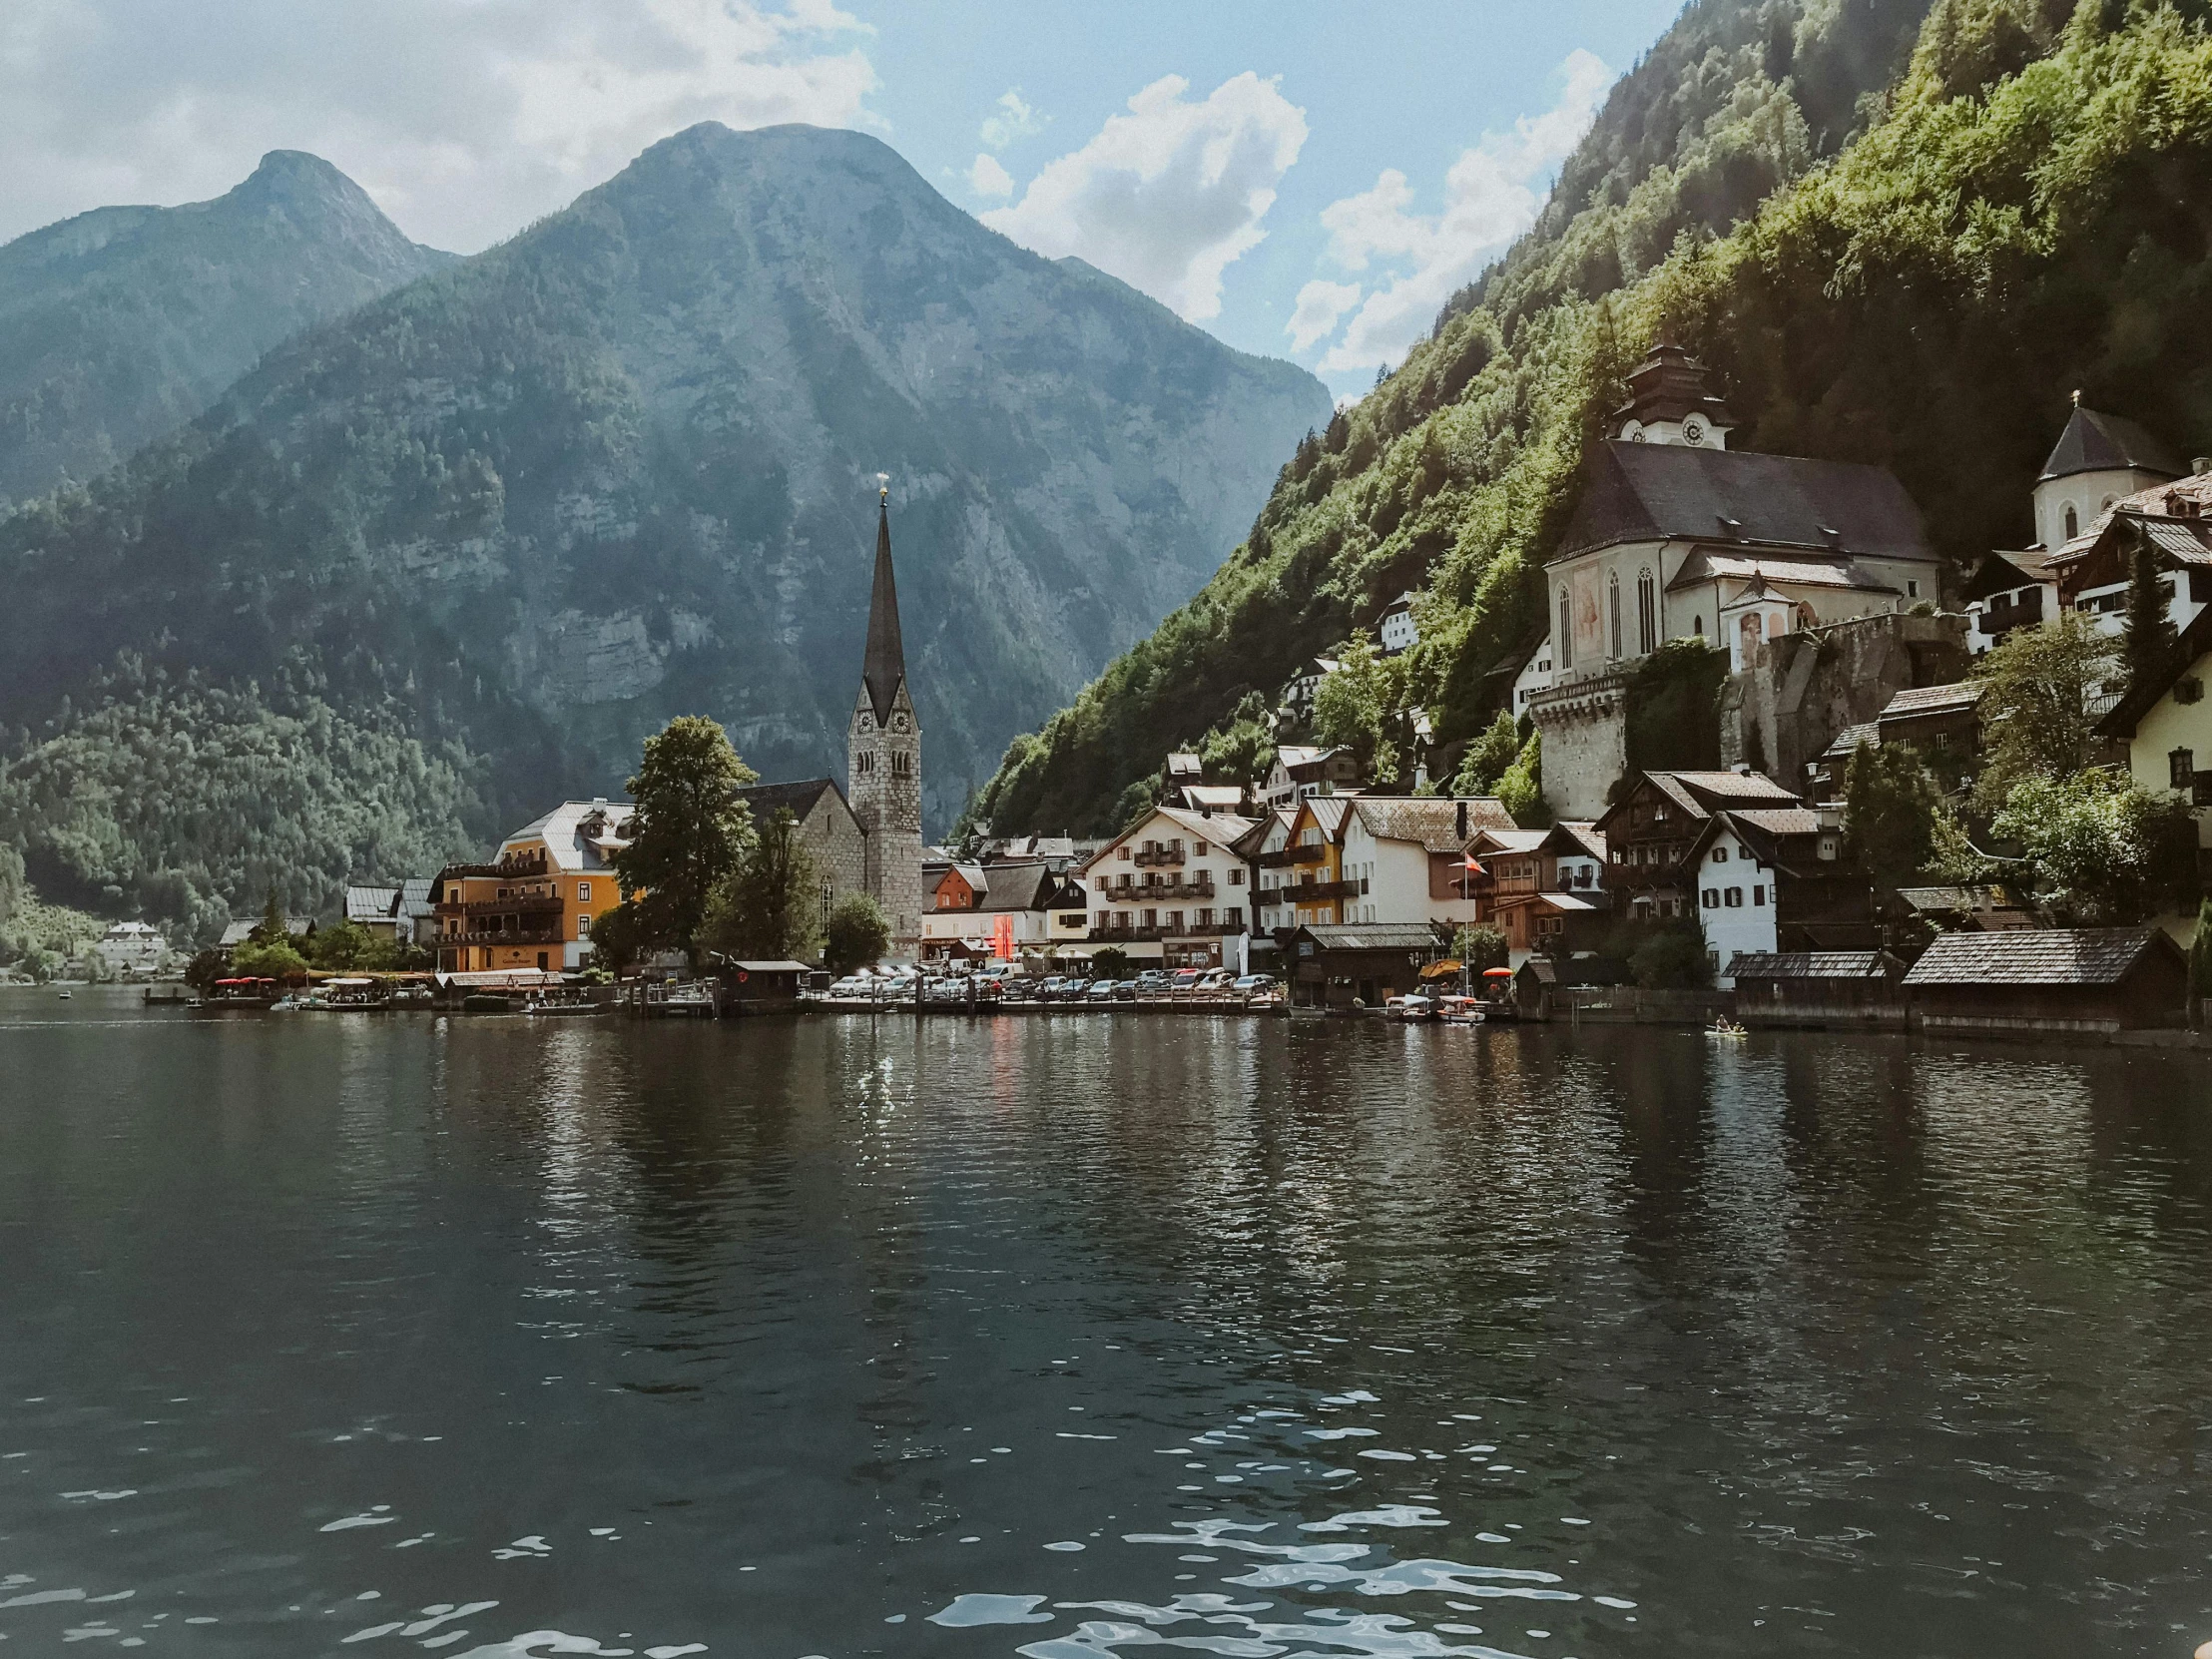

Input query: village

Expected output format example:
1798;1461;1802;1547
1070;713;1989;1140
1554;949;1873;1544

80;347;2212;1042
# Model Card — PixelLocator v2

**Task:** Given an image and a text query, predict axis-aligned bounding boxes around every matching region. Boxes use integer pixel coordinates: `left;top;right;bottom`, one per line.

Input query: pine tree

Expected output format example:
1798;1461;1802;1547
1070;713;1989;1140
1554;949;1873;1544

2121;533;2177;695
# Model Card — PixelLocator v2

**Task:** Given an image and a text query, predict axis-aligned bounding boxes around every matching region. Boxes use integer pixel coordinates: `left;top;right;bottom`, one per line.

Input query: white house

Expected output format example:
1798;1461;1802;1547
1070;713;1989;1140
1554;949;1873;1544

1511;642;1556;713
1240;808;1300;936
1263;744;1362;811
93;921;168;979
1379;591;1419;656
1080;805;1259;969
1338;797;1512;927
1687;817;1779;986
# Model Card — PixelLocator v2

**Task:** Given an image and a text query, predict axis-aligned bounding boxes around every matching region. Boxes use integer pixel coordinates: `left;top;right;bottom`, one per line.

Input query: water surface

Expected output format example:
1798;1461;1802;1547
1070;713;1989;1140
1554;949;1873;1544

4;989;2211;1657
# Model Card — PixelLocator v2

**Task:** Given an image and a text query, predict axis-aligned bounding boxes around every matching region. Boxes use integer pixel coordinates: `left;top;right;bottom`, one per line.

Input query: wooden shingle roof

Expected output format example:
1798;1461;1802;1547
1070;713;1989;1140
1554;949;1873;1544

1902;927;2170;986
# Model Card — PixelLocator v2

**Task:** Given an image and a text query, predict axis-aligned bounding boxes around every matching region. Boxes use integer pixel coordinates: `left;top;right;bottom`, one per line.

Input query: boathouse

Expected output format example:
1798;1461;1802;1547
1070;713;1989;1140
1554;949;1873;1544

1728;950;1907;1029
1901;927;2188;1037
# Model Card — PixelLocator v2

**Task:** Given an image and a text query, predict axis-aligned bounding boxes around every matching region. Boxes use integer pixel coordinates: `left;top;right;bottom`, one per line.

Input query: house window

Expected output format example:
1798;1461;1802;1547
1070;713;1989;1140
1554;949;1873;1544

1712;846;1729;863
1693;615;1705;636
1119;846;1132;859
1229;867;1244;885
1608;571;1622;660
2064;504;2079;539
576;914;592;938
1753;885;1766;906
2172;748;2196;791
1195;840;1208;855
578;881;591;902
1559;587;1572;670
1144;909;1157;929
1703;888;1719;908
1226;907;1243;927
1637;568;1656;654
1725;886;1743;907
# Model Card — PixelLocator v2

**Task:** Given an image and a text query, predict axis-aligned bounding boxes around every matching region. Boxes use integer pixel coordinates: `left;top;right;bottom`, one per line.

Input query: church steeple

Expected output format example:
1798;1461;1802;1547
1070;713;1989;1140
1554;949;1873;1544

861;488;907;724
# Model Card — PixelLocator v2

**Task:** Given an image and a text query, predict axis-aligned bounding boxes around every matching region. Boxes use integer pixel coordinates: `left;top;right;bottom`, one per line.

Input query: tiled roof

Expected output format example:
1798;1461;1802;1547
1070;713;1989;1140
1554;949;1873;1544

1557;440;1935;564
1299;923;1443;951
1729;951;1896;979
505;800;635;872
1352;796;1514;851
1545;821;1607;860
736;779;846;823
977;863;1055;913
1902;926;2165;986
344;884;398;922
1893;884;2019;913
1725;808;1823;837
1880;682;1981;719
1638;771;1804;824
1469;828;1549;855
1669;550;1899;593
2141;517;2212;564
1819;724;1880;761
2038;405;2184;482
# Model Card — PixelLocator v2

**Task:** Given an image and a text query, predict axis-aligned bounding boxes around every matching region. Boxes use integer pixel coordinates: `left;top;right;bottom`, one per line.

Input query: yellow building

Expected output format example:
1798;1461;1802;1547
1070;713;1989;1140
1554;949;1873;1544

432;800;632;973
1269;797;1358;928
2099;609;2212;945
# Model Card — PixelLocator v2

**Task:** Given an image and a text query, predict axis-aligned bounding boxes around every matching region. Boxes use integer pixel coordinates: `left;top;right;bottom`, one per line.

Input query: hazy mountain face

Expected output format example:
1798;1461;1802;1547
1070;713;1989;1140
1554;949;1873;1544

0;123;1330;921
0;151;453;502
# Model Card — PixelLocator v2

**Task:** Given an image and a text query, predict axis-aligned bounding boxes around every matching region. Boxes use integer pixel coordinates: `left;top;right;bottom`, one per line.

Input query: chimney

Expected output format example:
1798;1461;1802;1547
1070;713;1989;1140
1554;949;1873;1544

1455;800;1468;839
2195;457;2211;477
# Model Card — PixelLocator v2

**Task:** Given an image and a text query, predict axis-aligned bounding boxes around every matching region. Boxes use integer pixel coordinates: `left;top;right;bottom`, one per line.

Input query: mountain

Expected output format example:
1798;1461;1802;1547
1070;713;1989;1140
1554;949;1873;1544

0;151;453;502
977;0;2210;834
0;123;1330;934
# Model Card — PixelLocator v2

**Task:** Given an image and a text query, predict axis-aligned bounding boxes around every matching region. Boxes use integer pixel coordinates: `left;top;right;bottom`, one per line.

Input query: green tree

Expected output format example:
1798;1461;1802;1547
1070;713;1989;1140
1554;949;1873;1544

2121;534;2177;696
1197;693;1279;797
823;893;891;976
1990;769;2198;925
613;716;758;962
1495;730;1549;828
1312;631;1401;784
304;918;395;973
703;810;823;963
1454;923;1509;970
253;884;288;944
584;899;645;973
1630;926;1713;988
1451;709;1523;797
1970;612;2109;813
1090;944;1131;981
1844;740;1943;890
231;937;308;980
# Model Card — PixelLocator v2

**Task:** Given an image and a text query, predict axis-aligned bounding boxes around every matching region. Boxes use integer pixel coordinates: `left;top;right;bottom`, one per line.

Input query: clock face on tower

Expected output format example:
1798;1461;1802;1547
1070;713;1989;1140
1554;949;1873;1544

857;713;872;733
893;714;910;734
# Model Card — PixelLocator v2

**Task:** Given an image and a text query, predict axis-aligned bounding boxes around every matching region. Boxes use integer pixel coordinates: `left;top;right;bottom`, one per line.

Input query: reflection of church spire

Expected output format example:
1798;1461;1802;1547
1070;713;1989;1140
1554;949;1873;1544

861;486;906;725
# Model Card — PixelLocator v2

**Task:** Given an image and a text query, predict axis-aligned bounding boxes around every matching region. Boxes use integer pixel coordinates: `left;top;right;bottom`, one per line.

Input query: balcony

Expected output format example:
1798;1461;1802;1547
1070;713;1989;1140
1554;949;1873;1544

1279;878;1361;903
1132;846;1186;867
442;925;566;947
437;892;565;918
1259;844;1326;867
1087;921;1243;943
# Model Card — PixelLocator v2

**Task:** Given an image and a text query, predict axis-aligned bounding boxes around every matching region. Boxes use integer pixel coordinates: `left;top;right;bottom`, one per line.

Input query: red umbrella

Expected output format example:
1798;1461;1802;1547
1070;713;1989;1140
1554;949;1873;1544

1482;966;1514;977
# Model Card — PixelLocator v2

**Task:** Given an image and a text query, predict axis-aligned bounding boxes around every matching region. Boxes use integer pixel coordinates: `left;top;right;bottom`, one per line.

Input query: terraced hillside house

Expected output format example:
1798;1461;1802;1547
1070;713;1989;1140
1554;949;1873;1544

1080;805;1258;969
1680;804;1869;987
2098;605;2212;940
1262;744;1362;812
1263;797;1359;930
431;799;631;973
1593;770;1805;923
1468;822;1611;962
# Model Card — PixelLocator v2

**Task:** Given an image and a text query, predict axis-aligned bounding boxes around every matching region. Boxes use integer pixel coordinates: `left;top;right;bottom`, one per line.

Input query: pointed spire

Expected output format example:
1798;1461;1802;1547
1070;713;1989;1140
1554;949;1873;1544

861;484;906;724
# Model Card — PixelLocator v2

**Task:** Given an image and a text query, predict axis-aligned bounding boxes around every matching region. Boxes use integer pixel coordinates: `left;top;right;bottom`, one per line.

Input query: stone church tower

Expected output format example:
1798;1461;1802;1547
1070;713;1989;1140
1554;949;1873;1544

847;488;923;947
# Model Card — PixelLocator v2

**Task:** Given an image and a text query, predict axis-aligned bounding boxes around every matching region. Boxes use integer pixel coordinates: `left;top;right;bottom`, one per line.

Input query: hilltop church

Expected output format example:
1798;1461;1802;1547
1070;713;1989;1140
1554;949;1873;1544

736;487;924;952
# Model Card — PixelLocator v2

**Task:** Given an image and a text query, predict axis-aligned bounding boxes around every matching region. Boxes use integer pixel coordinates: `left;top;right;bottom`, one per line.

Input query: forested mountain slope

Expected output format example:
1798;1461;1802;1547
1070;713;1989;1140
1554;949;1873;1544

0;152;452;502
977;0;2208;835
0;123;1328;935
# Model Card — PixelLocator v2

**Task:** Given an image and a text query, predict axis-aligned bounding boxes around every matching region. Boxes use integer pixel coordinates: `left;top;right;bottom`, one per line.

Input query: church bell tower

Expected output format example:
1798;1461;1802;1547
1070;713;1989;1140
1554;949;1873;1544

847;484;923;949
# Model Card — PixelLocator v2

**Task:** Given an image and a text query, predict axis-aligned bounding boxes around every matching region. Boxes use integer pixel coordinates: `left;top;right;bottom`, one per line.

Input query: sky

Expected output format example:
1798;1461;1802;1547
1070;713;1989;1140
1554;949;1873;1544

0;0;1684;399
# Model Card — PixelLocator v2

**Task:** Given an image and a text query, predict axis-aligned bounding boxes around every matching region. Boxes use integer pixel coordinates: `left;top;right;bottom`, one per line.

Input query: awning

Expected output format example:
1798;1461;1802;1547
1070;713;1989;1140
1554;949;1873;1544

435;969;564;989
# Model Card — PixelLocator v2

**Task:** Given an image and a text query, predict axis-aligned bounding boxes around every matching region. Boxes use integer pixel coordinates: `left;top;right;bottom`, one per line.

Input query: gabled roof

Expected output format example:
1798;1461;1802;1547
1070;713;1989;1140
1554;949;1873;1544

1893;884;2026;914
344;884;398;922
2097;604;2212;738
1543;821;1607;861
1273;744;1351;773
1468;827;1549;856
1902;926;2175;986
736;778;852;825
1180;784;1248;812
396;877;436;919
1961;548;2062;601
1556;441;1934;565
1295;796;1359;842
1728;951;1900;980
1818;724;1880;762
1349;797;1514;851
977;862;1055;913
1879;682;1981;720
1166;752;1204;780
2038;405;2185;483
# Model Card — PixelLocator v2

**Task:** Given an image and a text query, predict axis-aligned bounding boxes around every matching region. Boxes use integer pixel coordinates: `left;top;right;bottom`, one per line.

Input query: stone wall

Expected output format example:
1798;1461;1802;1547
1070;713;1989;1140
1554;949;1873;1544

1721;612;1969;795
1527;670;1632;820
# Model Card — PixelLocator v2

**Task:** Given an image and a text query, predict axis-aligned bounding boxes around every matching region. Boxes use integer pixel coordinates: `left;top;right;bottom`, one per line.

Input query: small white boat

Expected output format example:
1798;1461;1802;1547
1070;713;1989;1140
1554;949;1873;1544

56;988;71;1000
1707;1018;1748;1039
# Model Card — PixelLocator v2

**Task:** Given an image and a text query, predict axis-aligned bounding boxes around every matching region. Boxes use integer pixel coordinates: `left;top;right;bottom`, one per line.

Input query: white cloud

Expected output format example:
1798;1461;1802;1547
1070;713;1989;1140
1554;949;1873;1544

982;72;1308;323
1294;49;1612;378
0;0;878;253
967;152;1014;199
1287;279;1362;353
979;88;1043;151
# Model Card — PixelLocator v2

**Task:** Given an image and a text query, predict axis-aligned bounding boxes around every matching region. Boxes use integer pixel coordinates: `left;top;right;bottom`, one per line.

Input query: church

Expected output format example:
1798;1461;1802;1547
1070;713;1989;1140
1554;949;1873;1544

735;486;925;954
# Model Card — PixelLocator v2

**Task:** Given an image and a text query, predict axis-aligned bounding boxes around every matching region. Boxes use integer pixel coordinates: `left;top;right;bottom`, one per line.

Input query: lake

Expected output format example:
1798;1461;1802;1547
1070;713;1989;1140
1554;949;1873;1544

3;989;2211;1657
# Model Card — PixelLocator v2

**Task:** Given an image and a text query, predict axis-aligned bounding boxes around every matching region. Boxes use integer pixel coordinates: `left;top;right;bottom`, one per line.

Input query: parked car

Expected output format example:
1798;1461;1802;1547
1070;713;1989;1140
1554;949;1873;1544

1195;968;1235;991
1231;973;1280;1000
1084;978;1122;1003
1133;969;1172;995
1053;977;1091;1001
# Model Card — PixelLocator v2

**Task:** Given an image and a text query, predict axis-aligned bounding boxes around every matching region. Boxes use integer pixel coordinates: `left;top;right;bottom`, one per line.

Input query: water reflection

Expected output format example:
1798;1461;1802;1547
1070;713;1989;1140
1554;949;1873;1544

2;994;2211;1655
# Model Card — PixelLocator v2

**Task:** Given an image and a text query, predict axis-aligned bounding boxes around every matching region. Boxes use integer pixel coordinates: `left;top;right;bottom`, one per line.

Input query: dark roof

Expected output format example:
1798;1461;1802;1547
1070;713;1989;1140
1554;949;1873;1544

1902;926;2173;986
861;496;907;724
1295;923;1442;951
2038;405;2185;484
1729;950;1899;979
1961;548;2061;601
1893;884;2027;914
1879;682;1982;720
977;862;1055;912
1818;723;1880;762
736;778;846;822
1351;797;1513;851
2097;604;2212;738
1609;341;1738;432
1555;441;1934;564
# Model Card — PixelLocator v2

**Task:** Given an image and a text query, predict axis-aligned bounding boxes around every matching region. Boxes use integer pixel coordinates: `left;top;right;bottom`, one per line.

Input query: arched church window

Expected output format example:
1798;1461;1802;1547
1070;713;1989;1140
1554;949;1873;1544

1608;572;1623;660
1637;568;1656;655
2064;504;2079;540
1558;587;1572;670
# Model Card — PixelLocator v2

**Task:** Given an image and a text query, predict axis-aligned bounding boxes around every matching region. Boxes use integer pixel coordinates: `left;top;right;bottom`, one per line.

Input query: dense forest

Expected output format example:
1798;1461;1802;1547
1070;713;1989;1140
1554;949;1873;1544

971;0;2212;835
